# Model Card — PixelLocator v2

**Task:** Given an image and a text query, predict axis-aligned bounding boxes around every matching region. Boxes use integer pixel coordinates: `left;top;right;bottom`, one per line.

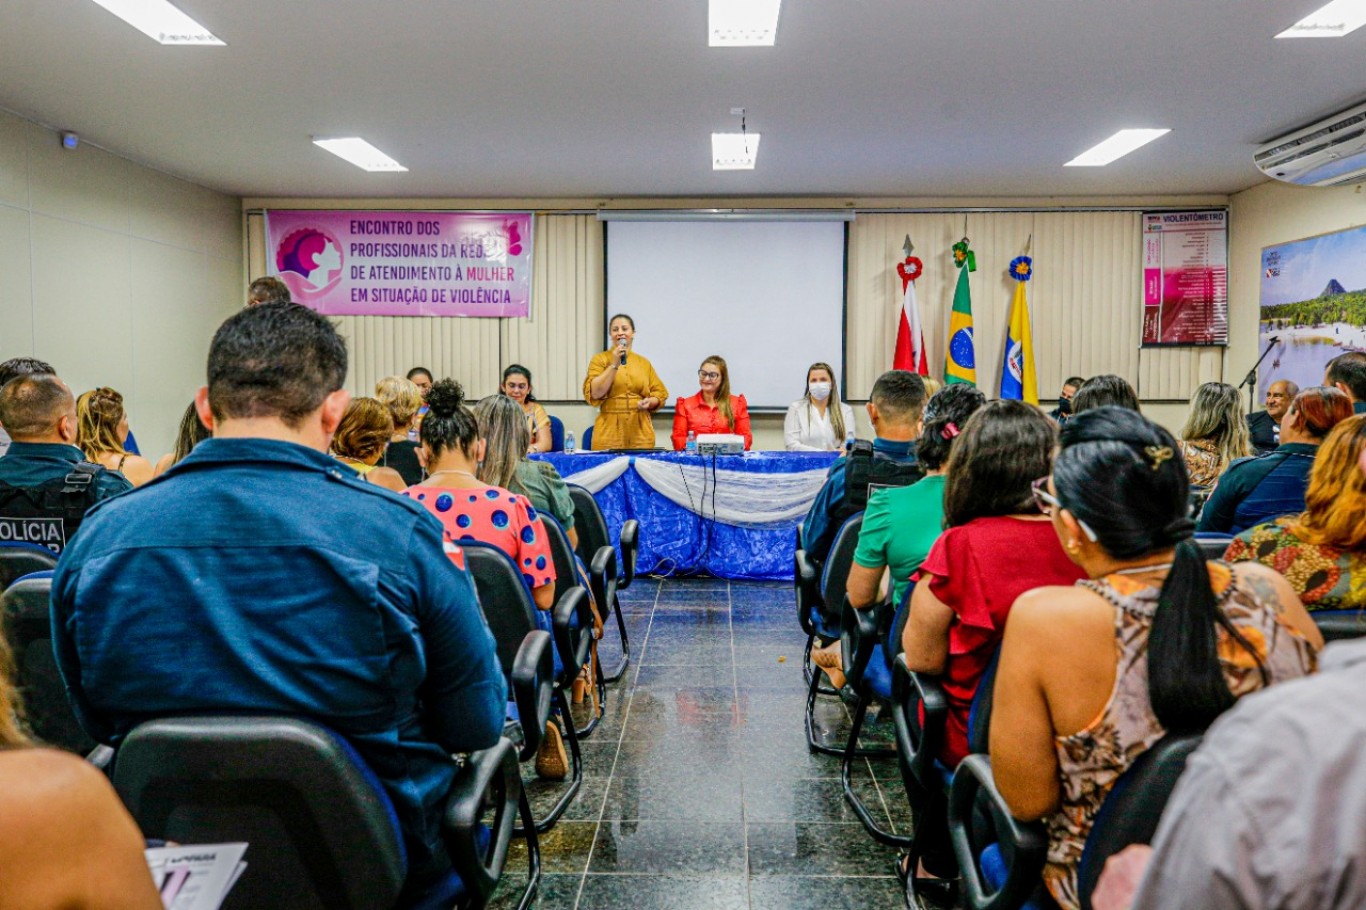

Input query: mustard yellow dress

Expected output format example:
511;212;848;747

582;350;668;450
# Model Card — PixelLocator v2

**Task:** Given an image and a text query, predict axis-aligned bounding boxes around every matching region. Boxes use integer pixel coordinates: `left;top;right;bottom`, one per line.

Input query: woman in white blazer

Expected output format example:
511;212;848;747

785;362;857;451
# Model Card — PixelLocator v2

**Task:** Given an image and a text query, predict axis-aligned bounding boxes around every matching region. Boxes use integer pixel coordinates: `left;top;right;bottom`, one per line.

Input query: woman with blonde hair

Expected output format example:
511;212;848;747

671;354;752;451
331;397;406;492
474;394;578;549
785;362;855;451
1179;381;1252;490
374;375;425;486
1226;414;1366;611
76;388;154;486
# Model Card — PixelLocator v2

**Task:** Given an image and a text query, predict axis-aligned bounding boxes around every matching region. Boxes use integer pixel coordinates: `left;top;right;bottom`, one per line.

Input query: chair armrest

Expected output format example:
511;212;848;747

794;549;822;636
551;587;594;687
443;736;520;904
618;519;639;590
1313;610;1366;642
839;595;881;689
949;754;1048;910
510;630;553;761
589;546;618;619
891;656;950;790
86;744;115;773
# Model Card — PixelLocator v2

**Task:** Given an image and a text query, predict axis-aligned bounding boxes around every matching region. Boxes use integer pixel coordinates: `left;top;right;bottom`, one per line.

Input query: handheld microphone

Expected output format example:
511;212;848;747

617;337;627;366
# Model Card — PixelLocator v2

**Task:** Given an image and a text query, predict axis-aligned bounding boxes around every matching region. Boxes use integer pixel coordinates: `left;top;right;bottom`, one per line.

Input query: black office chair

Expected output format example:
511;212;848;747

798;513;864;756
949;732;1203;910
0;542;58;592
1194;535;1234;560
1;570;97;754
463;542;590;835
540;514;609;738
1312;609;1366;642
112;716;520;910
838;590;905;846
566;483;639;682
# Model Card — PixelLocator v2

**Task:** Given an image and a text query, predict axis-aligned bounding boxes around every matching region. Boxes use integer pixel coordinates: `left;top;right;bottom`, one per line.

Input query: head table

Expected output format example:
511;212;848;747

532;450;840;581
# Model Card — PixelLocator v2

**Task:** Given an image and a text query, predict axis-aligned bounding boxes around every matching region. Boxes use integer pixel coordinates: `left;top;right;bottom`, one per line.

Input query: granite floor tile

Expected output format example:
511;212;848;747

506;820;598;874
746;822;900;876
486;871;582;910
638;641;735;668
747;874;903;910
733;662;803;691
526;774;610;822
589;820;747;874
575;873;749;910
743;775;891;825
602;772;745;822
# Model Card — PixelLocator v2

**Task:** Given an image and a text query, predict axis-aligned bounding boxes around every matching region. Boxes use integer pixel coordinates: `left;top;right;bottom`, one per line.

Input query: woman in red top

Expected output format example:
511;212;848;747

671;355;752;450
902;400;1086;769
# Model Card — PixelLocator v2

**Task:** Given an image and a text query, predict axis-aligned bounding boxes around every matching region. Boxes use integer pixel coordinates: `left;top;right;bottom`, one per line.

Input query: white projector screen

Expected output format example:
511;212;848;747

605;220;847;411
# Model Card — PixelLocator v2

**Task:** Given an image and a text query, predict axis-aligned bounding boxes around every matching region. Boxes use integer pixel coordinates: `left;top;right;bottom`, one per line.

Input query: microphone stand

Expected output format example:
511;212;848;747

1237;336;1280;417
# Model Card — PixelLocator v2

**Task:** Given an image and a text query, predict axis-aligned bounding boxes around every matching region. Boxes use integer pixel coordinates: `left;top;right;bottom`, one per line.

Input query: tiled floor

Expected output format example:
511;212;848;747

490;577;906;910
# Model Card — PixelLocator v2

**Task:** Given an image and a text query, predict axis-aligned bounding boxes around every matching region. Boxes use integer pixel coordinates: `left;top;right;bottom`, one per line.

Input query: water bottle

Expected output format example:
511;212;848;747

564;431;576;454
686;430;697;454
845;429;856;452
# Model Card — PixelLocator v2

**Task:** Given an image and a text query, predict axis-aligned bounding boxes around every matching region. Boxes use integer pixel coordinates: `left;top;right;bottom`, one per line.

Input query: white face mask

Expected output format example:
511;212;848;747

809;382;832;402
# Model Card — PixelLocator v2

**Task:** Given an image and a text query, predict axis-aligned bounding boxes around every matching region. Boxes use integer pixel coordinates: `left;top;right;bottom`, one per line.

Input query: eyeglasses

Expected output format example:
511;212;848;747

698;371;721;380
1031;476;1099;542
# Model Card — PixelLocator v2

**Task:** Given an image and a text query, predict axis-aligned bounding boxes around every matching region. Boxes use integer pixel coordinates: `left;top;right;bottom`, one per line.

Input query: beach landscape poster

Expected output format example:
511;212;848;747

1259;223;1366;400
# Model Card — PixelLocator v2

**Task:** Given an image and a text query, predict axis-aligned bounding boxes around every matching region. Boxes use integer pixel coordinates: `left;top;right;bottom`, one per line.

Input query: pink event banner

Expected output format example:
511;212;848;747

265;210;533;317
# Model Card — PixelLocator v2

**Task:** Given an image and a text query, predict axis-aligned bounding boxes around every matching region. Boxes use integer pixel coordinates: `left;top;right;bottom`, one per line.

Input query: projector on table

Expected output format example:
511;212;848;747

696;434;745;455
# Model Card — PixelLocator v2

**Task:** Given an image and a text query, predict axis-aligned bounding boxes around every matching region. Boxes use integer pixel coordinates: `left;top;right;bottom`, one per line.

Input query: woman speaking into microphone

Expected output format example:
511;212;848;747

583;313;668;450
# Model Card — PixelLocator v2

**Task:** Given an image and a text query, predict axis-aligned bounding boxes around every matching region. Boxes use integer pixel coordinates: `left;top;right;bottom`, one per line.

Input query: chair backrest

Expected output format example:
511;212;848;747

463;543;542;679
567;484;611;566
1;571;96;754
582;426;594;451
1075;732;1203;910
1312;609;1366;642
0;542;59;592
548;414;565;453
112;716;408;910
540;514;586;606
965;647;1002;756
818;512;864;624
1194;535;1234;560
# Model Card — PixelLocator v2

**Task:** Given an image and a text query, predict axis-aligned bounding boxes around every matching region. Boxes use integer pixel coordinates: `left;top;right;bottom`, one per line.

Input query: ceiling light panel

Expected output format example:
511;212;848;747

712;132;761;170
709;0;782;46
87;0;224;45
1276;0;1366;37
313;138;408;172
1064;129;1171;166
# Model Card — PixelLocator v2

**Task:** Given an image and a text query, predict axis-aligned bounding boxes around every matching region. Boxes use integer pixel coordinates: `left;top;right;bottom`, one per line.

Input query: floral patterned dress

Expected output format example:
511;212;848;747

1180;437;1225;490
1226;518;1366;612
1042;563;1318;910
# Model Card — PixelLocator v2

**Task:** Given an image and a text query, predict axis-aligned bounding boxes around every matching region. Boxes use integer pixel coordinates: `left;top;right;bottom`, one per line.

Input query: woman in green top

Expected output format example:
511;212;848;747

474;394;579;549
814;385;986;689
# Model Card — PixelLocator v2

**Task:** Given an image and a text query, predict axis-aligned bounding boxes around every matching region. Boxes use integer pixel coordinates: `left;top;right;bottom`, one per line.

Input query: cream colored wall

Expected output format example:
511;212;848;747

0;109;243;458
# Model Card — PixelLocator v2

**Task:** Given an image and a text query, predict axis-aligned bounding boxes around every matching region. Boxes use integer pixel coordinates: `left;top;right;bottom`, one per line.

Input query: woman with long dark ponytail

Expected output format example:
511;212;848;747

989;406;1321;910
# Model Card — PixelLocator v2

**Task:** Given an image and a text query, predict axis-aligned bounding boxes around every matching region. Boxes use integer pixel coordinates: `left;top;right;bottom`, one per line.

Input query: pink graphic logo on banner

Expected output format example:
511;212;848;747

275;226;345;302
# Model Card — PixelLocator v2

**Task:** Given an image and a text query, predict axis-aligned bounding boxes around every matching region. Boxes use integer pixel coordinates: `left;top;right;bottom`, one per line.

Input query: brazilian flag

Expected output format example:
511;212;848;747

944;240;976;386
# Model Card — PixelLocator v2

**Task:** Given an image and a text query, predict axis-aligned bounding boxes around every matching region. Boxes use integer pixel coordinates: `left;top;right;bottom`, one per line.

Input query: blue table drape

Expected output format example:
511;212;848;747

534;450;838;581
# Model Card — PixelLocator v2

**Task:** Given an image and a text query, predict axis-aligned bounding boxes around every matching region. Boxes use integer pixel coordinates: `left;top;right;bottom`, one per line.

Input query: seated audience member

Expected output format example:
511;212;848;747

246;275;291;307
785;362;856;452
153;401;211;477
990;406;1320;910
1246;379;1298;454
50;303;507;904
473;394;578;548
402;381;568;780
1178;381;1252;491
1070;374;1140;415
1094;638;1366;910
75;388;154;487
1325;350;1366;414
672;355;752;451
407;366;434;432
813;384;986;688
1198;386;1351;535
0;357;56;457
0;376;130;553
331;397;407;492
801;370;926;562
501;364;553;454
1049;375;1087;424
0;637;163;910
1226;414;1366;612
901;400;1086;770
375;375;425;486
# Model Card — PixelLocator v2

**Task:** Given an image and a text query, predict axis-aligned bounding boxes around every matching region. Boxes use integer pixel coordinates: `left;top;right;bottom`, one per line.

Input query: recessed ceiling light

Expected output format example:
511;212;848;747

712;132;761;170
1276;0;1366;37
709;0;782;46
87;0;224;45
313;138;408;173
1064;129;1171;167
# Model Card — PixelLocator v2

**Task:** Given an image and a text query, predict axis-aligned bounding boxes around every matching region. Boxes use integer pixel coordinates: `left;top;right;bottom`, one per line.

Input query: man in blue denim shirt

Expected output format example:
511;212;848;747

51;303;506;899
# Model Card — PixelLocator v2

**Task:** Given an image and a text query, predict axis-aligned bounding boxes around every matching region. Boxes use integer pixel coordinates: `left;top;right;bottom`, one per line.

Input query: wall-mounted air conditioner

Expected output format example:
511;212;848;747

1255;99;1366;187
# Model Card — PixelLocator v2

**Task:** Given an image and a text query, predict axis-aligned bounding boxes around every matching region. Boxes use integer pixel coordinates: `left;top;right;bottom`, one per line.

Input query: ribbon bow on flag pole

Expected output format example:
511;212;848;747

893;235;928;375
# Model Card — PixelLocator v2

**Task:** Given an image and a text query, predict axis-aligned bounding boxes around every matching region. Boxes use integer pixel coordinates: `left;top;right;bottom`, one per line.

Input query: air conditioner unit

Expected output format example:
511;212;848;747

1255;99;1366;187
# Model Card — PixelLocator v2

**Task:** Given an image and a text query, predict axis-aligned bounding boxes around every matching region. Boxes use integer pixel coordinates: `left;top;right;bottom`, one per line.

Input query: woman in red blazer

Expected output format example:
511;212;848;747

671;355;752;451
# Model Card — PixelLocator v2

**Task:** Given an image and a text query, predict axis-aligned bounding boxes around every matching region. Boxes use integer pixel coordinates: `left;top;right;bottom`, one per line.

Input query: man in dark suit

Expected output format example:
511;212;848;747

1246;379;1298;454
